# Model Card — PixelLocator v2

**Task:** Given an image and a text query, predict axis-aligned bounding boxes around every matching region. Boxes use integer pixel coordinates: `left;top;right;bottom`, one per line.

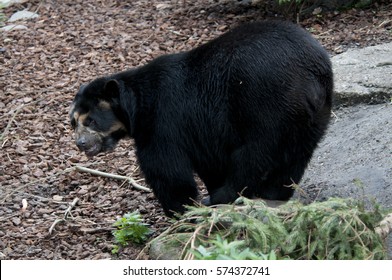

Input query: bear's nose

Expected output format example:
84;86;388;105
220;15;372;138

76;137;86;150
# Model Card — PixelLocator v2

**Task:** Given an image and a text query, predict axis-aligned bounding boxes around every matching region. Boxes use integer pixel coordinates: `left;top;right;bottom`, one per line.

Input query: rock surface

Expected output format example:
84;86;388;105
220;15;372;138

1;1;39;32
8;10;39;22
332;42;392;105
301;103;391;206
300;42;392;257
1;24;27;31
0;0;27;8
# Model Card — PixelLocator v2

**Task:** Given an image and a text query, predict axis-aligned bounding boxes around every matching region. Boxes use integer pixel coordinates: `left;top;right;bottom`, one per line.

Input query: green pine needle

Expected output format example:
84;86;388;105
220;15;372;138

151;197;389;260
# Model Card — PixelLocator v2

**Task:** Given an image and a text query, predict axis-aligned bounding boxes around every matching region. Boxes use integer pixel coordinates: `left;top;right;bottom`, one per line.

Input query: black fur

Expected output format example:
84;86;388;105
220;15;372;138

71;21;333;217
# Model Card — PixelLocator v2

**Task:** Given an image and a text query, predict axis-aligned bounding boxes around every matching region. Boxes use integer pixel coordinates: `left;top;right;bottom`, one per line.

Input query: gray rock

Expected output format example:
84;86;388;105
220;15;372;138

149;234;189;260
306;43;392;209
298;42;392;258
302;104;391;204
301;104;392;257
1;24;28;31
8;10;39;22
0;0;27;7
332;42;392;105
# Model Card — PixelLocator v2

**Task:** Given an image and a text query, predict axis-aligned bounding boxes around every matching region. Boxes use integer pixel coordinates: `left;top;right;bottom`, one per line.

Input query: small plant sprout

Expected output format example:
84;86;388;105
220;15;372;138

112;211;152;254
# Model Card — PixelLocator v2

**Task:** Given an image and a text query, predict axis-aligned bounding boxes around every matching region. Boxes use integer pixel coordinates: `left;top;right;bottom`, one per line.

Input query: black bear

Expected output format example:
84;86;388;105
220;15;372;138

70;21;333;217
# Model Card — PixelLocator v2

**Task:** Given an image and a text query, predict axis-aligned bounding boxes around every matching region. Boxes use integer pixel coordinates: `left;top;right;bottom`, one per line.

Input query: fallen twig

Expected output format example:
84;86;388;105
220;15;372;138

0;162;149;204
48;218;65;235
49;198;79;235
80;227;114;234
168;29;190;39
74;165;151;192
378;19;392;28
64;197;79;219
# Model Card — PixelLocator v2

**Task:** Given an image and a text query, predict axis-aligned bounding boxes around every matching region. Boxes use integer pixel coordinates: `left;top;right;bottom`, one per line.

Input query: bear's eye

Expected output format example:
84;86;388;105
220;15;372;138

84;117;96;127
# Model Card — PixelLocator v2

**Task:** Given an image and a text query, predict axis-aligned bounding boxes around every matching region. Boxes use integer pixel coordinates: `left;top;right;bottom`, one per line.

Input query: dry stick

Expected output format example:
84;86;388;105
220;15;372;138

64;197;79;219
0;161;106;203
74;165;151;192
49;198;79;235
80;227;114;234
168;29;189;39
186;226;204;260
48;219;65;235
378;19;392;28
2;164;150;203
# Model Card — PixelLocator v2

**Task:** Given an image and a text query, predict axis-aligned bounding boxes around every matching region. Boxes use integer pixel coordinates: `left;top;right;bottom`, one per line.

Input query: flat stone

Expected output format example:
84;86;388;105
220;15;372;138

8;10;39;22
301;103;392;257
1;24;28;31
0;0;27;7
332;42;392;105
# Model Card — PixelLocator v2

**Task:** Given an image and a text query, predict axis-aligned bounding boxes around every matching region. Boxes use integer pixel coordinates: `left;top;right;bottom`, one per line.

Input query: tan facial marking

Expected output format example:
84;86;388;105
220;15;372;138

72;107;126;141
98;101;111;110
109;121;126;133
72;112;89;135
72;111;80;123
78;113;88;124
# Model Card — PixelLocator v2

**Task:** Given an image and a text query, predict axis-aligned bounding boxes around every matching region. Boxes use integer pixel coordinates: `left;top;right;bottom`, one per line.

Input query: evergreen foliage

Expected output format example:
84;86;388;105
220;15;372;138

151;197;388;260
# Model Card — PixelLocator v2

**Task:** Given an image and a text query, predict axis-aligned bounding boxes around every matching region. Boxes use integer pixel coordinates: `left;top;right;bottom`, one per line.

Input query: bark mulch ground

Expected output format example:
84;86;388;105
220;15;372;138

1;0;391;260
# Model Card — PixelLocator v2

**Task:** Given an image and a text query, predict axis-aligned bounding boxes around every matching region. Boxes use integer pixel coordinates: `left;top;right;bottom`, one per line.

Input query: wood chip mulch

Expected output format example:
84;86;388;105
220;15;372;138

1;0;391;259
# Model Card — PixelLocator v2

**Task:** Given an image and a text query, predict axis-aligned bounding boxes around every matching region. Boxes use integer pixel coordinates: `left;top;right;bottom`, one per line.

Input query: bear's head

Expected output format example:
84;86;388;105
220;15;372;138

69;79;129;157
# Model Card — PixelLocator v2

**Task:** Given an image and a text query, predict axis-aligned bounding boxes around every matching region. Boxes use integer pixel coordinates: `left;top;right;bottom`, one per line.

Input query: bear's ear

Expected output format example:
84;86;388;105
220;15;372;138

103;79;120;100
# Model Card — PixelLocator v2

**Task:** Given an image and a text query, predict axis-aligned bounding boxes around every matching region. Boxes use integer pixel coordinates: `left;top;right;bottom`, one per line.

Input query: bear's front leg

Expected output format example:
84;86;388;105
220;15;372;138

137;147;198;217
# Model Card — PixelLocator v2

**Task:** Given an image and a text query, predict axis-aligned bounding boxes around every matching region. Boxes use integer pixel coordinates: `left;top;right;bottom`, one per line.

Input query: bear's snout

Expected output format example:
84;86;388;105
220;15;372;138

75;130;103;157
